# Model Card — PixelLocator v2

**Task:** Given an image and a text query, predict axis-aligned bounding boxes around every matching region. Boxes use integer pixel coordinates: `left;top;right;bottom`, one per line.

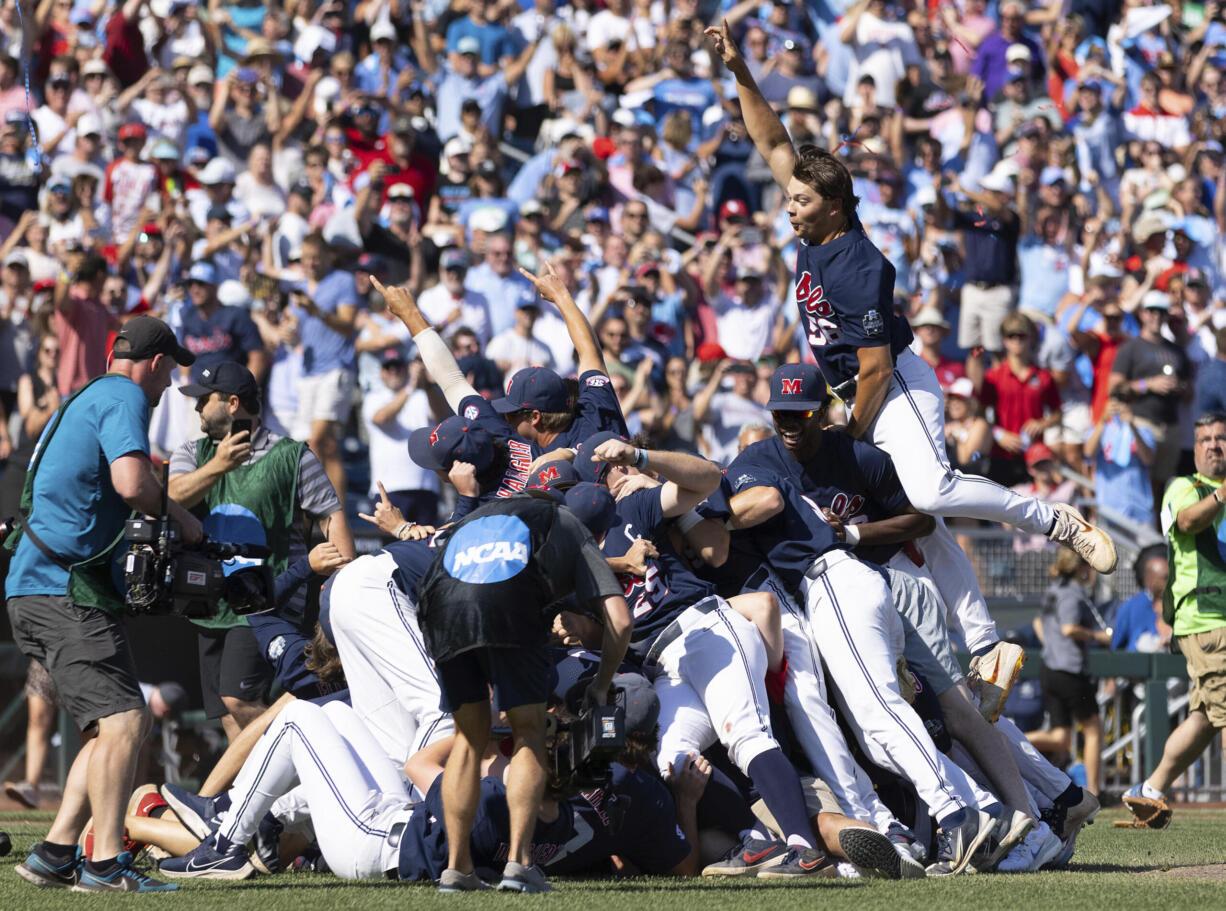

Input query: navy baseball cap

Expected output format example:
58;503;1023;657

565;671;659;737
766;363;829;411
408;416;496;472
318;573;338;645
492;366;570;414
574;430;627;485
178;361;260;399
526;460;580;491
563;482;617;536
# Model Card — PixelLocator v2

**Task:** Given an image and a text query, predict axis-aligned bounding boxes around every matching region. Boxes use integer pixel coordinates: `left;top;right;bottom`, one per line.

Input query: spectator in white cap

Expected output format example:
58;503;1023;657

418;247;493;343
234;143;287;221
910;306;965;389
50;112;106;180
188;157;250;231
355;172;424;288
356;20;412;95
178;262;267;382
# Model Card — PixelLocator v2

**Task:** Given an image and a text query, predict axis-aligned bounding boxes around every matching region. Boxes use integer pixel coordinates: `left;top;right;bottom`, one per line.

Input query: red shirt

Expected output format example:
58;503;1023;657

53;294;120;395
1089;332;1125;422
103;9;149;88
979;362;1061;460
924;354;965;389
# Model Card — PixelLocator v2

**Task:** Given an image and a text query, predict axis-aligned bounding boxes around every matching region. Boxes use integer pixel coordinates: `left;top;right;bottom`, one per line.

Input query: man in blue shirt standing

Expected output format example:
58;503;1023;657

289;231;358;499
178;262;268;382
8;317;203;893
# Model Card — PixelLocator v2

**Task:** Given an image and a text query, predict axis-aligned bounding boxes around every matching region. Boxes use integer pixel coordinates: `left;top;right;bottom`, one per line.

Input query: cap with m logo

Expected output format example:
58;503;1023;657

766;363;829;411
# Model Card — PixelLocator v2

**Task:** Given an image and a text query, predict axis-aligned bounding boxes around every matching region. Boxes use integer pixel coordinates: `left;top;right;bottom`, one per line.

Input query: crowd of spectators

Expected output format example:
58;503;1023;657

1;0;1225;537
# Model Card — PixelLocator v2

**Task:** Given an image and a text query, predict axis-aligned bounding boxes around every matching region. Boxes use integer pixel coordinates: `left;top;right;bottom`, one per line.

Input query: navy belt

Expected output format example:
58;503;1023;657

644;596;721;668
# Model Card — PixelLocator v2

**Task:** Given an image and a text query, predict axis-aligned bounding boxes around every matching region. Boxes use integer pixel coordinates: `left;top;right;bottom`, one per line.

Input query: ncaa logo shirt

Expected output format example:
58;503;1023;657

444;515;532;584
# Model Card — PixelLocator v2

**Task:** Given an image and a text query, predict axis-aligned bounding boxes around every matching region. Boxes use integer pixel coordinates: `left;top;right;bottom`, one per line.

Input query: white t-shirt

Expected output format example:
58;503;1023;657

234;173;288;222
585;10;635;51
485;328;555;373
710;291;781;362
130;97;191;148
701;390;770;466
845;12;920;108
361;385;440;497
417;281;493;344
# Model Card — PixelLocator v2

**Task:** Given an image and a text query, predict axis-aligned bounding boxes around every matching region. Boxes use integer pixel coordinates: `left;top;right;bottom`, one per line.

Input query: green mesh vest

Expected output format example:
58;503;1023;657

190;434;306;629
1163;475;1226;632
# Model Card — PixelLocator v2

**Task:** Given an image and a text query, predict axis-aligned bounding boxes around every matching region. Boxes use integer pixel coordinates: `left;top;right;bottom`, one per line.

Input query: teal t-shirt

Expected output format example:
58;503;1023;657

6;376;150;597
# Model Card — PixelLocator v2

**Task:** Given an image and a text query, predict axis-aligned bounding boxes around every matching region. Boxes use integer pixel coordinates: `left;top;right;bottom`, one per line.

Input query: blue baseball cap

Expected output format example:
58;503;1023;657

574;430;627;485
318;573;338;645
408;416;496;472
187;262;218;285
492;366;570;414
563;483;618;536
766;363;829;411
527;459;580;491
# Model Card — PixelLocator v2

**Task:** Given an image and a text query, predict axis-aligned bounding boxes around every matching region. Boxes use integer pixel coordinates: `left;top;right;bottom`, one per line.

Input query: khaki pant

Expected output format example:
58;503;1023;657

1178;626;1226;728
958;283;1016;351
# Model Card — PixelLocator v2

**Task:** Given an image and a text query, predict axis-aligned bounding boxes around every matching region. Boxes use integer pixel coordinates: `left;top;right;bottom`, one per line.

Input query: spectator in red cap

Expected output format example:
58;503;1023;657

104;123;155;240
1010;442;1076;553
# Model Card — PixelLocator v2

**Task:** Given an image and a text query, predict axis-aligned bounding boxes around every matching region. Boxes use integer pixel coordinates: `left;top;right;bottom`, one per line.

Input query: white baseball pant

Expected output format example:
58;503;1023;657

328;552;454;772
778;600;900;833
652;598;782;777
216;700;413;879
799;551;992;822
863;348;1056;653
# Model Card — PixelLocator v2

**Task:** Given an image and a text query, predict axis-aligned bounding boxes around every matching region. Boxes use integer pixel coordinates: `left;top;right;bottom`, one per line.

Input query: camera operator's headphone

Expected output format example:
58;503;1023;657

1134;543;1167;590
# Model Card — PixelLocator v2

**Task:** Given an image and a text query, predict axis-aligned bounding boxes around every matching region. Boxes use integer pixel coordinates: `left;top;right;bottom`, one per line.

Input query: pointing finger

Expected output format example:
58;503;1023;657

377;480;391;505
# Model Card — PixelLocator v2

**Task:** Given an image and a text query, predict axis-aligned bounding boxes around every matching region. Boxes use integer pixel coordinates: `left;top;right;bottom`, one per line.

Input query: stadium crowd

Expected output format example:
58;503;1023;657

1;0;1226;895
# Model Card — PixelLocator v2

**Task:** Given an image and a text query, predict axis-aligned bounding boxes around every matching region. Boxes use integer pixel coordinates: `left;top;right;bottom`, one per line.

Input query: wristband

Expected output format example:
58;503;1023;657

634;447;648;469
1138;379;1147;393
992;426;1005;443
395;521;414;540
674;509;704;534
843;523;861;546
1214;490;1225;506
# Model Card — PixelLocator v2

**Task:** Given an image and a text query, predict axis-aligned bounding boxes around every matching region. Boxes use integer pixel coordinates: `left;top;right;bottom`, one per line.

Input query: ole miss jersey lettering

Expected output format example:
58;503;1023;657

794;216;913;388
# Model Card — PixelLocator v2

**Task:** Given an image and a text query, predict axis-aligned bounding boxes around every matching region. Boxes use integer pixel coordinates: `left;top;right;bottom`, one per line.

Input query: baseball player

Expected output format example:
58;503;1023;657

705;20;1117;713
720;449;1004;876
569;432;851;878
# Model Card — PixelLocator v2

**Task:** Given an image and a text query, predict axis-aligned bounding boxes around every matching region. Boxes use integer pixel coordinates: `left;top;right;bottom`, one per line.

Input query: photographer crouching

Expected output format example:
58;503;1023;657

6;317;203;893
168;361;355;742
416;487;633;893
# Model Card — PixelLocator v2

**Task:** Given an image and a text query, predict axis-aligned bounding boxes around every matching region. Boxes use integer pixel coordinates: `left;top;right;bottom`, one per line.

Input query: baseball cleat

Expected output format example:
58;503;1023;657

979;808;1033;871
702;833;789;876
15;843;82;889
159;837;255;880
838;826;924;879
160;782;229;841
756;845;836;878
886;821;926;865
250;812;284;875
74;851;179;892
926;808;998;876
997;821;1063;873
970;641;1026;724
496;861;554;892
439;868;492;892
4;779;39;809
1063;788;1101;841
1048;503;1117;573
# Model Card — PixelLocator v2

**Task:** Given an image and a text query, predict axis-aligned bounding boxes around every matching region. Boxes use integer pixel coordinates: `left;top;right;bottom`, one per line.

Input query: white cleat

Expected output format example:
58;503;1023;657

1047;503;1117;573
970;642;1026;723
996;822;1063;873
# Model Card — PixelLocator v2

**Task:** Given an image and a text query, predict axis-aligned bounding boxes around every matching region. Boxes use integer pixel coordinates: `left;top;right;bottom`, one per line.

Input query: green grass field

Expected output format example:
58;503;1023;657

2;807;1225;909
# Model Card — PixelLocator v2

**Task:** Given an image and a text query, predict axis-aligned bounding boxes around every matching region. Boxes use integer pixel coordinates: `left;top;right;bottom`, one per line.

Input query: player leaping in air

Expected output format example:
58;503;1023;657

704;20;1117;717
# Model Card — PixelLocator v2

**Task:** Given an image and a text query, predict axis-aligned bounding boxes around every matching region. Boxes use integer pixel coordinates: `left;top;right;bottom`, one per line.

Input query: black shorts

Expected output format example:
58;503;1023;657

1040;666;1098;728
7;594;146;730
197;625;273;719
436;646;550;713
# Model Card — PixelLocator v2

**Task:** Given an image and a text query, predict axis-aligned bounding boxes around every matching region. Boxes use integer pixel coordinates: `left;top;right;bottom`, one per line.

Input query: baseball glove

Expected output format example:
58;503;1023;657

1117;793;1173;829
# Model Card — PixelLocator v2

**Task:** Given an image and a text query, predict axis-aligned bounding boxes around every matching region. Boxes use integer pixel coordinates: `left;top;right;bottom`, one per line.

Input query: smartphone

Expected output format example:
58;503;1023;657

740;227;763;245
231;418;253;438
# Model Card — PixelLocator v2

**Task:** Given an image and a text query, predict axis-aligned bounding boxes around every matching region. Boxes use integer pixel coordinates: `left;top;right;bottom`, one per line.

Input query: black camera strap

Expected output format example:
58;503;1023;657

14;512;73;571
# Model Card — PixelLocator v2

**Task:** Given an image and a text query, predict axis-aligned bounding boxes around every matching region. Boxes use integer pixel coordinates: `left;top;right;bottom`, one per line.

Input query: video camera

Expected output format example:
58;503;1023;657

120;465;275;618
552;703;625;792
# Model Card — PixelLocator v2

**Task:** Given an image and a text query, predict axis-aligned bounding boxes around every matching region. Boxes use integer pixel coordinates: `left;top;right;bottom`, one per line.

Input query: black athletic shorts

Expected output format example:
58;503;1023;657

1040;666;1098;728
197;625;273;719
436;645;551;713
7;594;146;730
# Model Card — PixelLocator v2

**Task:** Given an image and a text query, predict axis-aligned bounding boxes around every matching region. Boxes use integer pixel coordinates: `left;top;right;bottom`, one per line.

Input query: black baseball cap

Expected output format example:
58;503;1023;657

564;671;660;738
766;363;829;411
178;361;260;399
112;316;196;366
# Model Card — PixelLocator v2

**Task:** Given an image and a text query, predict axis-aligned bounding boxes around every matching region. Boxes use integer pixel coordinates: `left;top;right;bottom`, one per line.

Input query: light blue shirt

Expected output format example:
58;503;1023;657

355;51;414;97
1092;417;1156;526
7;376;150;597
464;263;535;338
434;71;508;142
1018;237;1072;319
294;271;358;376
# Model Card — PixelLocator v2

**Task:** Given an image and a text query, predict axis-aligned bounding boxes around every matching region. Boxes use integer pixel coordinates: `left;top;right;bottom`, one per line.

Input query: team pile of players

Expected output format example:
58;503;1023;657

94;257;1104;890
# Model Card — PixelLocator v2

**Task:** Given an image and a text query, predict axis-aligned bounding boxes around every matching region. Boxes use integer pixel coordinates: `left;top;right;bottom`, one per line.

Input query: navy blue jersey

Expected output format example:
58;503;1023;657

602;488;717;662
794;216;913;388
545;764;690;875
179;304;264;381
247;613;349;705
457;393;534;501
397;775;576;881
736;434;912;565
383;537;438;599
533;371;629;457
723;453;846;594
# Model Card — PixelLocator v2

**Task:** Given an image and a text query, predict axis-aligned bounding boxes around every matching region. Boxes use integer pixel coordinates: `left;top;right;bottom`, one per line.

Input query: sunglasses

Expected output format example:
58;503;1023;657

772;409;815;420
1003;332;1030;340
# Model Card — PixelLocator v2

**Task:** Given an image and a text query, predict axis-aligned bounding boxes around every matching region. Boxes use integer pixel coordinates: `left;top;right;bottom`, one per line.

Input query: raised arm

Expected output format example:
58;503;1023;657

706;20;796;192
591;437;722;516
519;260;605;376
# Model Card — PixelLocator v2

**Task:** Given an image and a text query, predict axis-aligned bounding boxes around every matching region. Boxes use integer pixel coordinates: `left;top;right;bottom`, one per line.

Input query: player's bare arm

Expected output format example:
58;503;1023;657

519;259;605;376
823;503;935;546
727;485;785;529
846;344;894;438
706;19;796;191
592;440;722;516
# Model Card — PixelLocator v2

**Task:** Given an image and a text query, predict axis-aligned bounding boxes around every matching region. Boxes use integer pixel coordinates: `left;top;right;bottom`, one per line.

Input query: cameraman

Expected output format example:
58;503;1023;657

417;488;632;893
7;316;202;893
167;362;355;742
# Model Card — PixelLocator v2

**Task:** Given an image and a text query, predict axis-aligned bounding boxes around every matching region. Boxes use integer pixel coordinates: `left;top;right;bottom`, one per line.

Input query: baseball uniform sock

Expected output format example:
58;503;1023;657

747;751;814;848
1055;784;1084;807
39;841;77;865
1139;783;1163;800
85;856;121;876
696;765;757;835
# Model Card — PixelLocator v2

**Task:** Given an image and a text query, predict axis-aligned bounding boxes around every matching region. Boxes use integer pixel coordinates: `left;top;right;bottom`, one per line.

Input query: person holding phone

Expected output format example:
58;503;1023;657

168;361;356;744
